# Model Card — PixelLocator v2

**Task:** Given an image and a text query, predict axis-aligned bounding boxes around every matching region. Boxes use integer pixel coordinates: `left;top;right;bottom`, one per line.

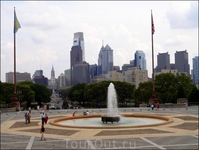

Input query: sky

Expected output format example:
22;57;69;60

1;1;198;82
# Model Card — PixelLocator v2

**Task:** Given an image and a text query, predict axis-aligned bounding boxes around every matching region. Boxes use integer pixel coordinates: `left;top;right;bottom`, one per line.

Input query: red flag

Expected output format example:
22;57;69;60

151;11;155;34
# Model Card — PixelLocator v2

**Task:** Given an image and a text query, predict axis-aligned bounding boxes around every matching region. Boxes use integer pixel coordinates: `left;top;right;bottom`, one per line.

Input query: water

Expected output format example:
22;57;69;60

107;83;119;117
58;116;165;127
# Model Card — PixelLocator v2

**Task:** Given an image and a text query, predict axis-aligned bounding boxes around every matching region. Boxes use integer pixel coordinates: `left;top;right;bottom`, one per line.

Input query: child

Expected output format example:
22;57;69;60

40;124;46;141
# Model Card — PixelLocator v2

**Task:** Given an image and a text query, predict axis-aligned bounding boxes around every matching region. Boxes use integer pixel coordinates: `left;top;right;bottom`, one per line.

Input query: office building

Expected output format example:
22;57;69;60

70;45;83;85
155;52;170;72
175;50;190;76
72;61;90;85
193;56;199;84
123;67;148;88
98;44;113;74
134;50;146;70
6;72;31;83
73;32;85;61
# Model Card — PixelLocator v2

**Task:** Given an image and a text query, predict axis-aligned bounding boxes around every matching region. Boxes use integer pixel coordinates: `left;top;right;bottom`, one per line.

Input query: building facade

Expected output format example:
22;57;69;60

72;61;90;85
193;56;199;84
98;44;113;74
123;67;148;88
6;72;31;83
73;32;85;61
175;50;190;76
70;45;83;85
155;52;170;72
134;50;146;70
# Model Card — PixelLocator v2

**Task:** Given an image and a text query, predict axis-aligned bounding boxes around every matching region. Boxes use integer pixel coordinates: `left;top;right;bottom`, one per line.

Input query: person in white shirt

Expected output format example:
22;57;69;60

86;110;89;115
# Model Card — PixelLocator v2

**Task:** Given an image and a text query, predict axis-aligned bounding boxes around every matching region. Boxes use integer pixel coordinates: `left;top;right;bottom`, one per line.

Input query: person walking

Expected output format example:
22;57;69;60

157;103;160;110
28;113;31;123
40;124;46;141
25;113;28;124
40;112;45;124
45;114;48;124
28;107;31;114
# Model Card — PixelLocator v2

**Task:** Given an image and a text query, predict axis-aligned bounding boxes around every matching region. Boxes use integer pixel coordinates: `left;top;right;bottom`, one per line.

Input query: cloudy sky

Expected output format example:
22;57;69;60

1;1;198;82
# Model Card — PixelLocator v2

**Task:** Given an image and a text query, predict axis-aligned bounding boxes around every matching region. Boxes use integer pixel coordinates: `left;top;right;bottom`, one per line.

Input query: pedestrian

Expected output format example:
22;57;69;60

40;112;45;124
24;113;28;124
83;112;86;116
28;107;31;114
151;104;154;110
157;103;160;110
45;114;48;124
37;105;40;111
72;112;76;116
28;113;31;123
86;110;89;115
40;124;46;141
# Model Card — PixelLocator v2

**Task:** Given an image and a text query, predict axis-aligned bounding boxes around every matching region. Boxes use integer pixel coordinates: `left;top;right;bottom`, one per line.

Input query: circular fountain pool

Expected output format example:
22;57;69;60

49;114;173;129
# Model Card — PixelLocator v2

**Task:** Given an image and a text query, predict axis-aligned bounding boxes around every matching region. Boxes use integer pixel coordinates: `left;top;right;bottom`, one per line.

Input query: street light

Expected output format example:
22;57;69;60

140;89;145;104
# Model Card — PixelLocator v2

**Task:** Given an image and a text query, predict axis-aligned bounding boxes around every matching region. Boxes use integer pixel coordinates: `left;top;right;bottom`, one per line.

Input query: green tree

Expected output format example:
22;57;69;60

188;86;199;102
0;82;13;105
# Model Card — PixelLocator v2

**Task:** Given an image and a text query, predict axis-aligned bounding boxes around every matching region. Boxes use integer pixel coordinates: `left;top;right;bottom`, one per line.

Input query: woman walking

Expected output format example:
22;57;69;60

40;124;46;141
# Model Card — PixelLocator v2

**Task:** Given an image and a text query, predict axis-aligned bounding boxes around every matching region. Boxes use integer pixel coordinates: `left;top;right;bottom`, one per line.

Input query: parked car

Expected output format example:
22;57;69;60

49;105;55;110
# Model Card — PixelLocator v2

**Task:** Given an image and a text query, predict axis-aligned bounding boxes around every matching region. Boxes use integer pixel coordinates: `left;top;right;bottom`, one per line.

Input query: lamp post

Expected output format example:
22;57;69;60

140;89;145;104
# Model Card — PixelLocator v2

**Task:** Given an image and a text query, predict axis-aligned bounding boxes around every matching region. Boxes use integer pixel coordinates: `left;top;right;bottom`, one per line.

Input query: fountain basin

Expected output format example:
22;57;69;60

49;114;173;129
101;116;120;123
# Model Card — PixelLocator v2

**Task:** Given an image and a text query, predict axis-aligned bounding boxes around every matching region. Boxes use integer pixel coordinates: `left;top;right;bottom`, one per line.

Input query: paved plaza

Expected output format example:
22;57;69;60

1;106;198;149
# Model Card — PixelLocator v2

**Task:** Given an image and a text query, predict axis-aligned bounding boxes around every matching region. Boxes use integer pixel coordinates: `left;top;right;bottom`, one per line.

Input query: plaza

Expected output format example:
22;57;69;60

1;106;198;149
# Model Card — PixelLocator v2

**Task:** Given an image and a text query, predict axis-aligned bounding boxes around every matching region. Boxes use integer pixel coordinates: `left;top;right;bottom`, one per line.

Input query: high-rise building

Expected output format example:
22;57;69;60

70;45;82;85
6;72;31;83
155;52;170;72
175;50;190;76
73;32;85;61
32;70;48;86
193;56;199;84
72;61;90;85
98;44;113;74
57;73;69;89
134;50;146;70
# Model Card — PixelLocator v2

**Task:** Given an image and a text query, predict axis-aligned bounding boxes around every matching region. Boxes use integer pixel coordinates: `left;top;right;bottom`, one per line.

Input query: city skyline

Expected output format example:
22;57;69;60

1;1;198;82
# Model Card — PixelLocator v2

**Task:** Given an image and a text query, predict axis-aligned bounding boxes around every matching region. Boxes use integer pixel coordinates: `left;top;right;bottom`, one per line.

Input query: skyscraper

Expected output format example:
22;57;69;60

193;56;199;84
73;32;85;61
175;50;190;76
134;50;146;70
155;52;170;72
48;65;57;90
70;45;82;85
98;44;113;74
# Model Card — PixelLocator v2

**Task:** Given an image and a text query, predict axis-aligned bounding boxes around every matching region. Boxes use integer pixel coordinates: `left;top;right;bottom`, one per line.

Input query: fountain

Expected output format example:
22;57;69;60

101;83;120;123
49;83;174;129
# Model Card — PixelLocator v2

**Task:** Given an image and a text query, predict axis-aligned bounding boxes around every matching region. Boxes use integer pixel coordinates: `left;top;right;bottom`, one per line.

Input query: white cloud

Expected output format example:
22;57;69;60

165;35;192;46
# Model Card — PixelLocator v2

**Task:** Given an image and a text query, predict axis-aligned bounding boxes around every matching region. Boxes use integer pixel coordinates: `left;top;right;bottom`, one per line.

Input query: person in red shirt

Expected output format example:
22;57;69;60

45;114;48;124
72;112;76;116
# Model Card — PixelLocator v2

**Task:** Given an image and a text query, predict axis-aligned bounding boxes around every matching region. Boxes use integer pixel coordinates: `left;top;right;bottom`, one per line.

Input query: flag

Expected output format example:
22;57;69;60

151;11;155;35
14;9;21;34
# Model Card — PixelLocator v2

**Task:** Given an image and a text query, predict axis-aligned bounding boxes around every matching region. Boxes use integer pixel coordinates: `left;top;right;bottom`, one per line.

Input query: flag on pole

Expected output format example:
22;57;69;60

151;11;155;35
14;9;21;34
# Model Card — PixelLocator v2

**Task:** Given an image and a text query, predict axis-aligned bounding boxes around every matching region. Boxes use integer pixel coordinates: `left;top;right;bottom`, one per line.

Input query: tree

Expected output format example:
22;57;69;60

188;86;199;103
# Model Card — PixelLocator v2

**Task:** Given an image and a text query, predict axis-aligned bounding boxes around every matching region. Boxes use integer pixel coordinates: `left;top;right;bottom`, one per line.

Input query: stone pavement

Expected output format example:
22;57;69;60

1;106;198;149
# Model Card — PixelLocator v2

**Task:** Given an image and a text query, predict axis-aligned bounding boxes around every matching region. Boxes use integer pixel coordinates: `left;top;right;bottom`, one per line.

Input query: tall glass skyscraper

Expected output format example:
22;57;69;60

98;44;113;74
73;32;85;61
134;50;146;70
193;56;199;84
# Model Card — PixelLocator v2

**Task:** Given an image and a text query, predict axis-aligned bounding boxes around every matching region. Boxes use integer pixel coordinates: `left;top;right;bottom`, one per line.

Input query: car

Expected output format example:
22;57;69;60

49;105;55;110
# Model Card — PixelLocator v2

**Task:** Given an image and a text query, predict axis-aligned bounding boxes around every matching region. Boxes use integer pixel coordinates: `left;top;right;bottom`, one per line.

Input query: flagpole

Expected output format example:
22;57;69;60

150;10;158;105
10;7;20;111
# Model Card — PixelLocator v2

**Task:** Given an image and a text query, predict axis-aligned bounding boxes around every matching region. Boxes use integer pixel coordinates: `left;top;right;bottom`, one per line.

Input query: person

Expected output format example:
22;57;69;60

28;107;31;114
45;114;48;124
37;105;40;111
72;112;76;116
40;124;46;141
25;113;28;124
83;112;87;116
151;104;154;110
86;110;89;115
157;103;160;110
41;112;45;124
28;113;31;123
